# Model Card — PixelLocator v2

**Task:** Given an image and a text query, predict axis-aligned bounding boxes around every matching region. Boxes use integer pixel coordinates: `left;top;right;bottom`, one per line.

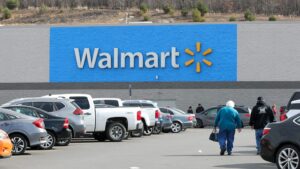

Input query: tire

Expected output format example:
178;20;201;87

162;129;171;133
171;122;182;133
55;136;71;146
10;134;28;155
106;122;126;142
276;145;300;169
196;119;204;128
93;132;106;141
40;131;56;150
143;126;153;136
153;125;162;134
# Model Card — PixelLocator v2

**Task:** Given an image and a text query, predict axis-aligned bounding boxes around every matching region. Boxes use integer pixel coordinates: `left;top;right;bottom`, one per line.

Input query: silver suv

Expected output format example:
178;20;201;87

3;97;86;138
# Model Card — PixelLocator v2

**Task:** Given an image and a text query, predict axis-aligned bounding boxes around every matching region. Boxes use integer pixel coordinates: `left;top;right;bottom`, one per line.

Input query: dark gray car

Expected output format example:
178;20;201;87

195;106;251;128
0;108;47;155
3;97;86;138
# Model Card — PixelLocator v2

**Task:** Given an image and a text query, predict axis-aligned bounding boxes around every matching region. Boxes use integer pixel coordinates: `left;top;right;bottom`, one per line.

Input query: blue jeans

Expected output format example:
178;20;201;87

255;129;263;153
218;129;235;153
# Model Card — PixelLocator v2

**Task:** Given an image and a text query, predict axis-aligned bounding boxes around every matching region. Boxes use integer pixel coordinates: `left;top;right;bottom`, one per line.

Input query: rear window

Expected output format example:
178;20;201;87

123;103;140;107
71;101;81;109
141;103;155;108
70;97;90;110
104;100;119;107
33;102;55;112
290;103;300;110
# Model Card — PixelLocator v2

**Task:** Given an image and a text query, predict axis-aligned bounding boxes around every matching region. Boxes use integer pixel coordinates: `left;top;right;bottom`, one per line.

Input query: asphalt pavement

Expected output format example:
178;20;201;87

0;129;276;169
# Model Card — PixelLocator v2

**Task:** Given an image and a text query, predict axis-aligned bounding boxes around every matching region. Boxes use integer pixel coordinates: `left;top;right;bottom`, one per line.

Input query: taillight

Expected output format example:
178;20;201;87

63;118;69;129
187;116;193;121
263;128;271;136
155;110;160;119
280;113;287;121
245;113;251;118
33;118;45;129
73;108;83;115
137;111;142;121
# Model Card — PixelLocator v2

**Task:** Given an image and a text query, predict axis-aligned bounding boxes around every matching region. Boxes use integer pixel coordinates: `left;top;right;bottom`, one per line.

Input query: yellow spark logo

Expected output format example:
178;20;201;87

184;42;213;73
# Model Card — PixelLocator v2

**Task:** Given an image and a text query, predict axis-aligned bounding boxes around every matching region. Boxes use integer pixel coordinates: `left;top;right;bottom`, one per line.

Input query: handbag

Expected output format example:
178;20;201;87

209;130;219;142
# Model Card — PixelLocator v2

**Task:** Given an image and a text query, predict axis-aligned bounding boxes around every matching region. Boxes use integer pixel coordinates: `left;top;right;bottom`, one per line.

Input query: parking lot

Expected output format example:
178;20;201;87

0;129;276;169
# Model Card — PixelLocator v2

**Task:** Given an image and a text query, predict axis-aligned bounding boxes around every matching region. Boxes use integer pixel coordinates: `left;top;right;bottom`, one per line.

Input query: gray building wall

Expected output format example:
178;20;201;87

0;26;49;83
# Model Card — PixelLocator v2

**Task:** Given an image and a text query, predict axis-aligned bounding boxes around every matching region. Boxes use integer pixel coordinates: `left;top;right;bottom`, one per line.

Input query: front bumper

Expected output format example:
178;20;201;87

56;128;72;142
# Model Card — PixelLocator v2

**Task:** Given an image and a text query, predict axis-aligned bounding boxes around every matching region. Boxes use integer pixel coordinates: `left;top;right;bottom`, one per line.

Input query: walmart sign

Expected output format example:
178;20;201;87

50;24;237;82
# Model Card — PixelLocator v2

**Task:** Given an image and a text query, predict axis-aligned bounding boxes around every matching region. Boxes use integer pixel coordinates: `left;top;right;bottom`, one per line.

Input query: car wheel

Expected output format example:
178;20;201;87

196;119;204;128
10;134;28;155
106;122;126;142
40;132;56;150
143;127;153;136
55;136;71;146
153;125;162;134
93;132;106;141
171;122;182;133
276;145;300;169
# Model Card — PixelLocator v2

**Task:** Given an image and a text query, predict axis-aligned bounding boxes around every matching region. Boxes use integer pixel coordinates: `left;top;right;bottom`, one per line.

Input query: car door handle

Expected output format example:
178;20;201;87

84;112;92;115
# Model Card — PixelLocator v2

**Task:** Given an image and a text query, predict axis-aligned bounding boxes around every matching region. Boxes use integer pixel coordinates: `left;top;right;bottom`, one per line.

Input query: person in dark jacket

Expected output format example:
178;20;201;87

214;100;242;156
187;106;193;114
249;97;275;155
196;104;205;113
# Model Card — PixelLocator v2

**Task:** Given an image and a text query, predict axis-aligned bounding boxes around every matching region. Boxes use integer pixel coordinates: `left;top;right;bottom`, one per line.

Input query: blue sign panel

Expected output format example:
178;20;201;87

50;24;237;82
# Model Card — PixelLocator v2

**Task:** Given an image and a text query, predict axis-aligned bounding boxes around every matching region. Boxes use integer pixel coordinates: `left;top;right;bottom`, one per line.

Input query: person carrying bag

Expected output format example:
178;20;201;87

214;100;242;156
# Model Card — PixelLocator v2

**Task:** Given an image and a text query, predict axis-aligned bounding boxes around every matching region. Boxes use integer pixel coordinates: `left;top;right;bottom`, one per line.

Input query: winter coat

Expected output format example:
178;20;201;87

249;101;275;129
214;106;242;131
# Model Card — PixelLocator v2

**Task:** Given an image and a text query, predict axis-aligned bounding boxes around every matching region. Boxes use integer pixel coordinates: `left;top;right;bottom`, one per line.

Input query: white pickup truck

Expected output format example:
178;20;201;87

93;98;160;137
43;94;142;142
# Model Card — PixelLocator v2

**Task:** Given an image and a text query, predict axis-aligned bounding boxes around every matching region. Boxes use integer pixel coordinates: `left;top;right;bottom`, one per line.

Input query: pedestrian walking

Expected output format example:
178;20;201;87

249;97;275;155
187;106;193;114
272;104;277;116
196;104;205;113
214;100;242;156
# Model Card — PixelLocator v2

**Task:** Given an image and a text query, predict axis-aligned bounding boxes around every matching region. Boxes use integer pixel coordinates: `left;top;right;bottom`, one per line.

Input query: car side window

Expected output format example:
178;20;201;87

0;112;8;121
11;107;39;118
160;108;168;114
7;114;18;120
37;112;49;119
55;102;65;110
206;108;218;117
141;103;155;108
104;100;119;107
33;102;55;112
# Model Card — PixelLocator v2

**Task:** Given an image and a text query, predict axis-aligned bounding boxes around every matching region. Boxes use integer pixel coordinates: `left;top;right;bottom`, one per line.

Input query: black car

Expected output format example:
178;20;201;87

195;105;251;128
3;105;72;149
261;114;300;169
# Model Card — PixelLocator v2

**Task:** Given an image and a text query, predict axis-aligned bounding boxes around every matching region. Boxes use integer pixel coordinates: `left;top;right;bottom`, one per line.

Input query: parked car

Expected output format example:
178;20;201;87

159;107;194;133
171;107;197;128
0;108;47;155
3;97;86;139
123;100;160;136
195;105;251;128
3;105;72;149
0;129;13;158
260;113;300;169
43;94;143;142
